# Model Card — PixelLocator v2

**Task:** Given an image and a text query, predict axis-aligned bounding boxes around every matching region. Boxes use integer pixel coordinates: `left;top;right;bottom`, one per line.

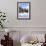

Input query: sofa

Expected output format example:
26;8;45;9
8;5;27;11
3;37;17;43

20;33;45;46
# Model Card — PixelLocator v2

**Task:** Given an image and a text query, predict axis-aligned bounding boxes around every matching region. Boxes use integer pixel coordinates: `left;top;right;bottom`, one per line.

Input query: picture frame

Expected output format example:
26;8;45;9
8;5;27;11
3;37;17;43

17;2;31;20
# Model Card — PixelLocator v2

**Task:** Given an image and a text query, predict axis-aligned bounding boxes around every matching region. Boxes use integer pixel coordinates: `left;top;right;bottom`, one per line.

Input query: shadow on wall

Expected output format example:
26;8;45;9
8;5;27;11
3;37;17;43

13;40;21;46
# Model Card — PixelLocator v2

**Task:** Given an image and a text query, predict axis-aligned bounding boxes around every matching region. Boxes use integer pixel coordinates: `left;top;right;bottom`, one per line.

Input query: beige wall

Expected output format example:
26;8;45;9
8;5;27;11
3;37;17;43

0;0;46;27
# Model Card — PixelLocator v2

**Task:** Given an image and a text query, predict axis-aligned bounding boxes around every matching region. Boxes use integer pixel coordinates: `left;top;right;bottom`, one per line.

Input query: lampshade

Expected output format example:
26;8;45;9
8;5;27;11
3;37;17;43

5;29;10;33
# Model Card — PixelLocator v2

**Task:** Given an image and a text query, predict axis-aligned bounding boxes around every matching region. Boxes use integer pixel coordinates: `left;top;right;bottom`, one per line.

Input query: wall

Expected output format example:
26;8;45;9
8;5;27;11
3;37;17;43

0;0;46;27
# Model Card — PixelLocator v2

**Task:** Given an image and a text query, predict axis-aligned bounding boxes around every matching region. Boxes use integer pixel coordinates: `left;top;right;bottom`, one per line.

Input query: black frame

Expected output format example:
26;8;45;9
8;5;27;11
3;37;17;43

17;2;31;20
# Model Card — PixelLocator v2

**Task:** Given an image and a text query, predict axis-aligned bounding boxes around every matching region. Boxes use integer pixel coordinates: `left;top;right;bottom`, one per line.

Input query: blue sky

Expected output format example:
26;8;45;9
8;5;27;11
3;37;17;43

19;3;29;9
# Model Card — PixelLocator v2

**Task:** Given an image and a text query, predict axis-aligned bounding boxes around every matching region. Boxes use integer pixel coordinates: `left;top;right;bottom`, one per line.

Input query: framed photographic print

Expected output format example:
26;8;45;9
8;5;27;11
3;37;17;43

17;2;31;20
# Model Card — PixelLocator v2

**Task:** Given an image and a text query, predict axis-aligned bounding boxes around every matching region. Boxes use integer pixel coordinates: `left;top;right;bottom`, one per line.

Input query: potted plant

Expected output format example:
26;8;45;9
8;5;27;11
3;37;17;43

0;10;6;28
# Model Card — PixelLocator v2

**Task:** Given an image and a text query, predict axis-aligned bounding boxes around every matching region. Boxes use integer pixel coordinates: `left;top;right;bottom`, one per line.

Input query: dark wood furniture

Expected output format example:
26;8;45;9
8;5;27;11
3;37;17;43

41;34;46;46
1;33;13;46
